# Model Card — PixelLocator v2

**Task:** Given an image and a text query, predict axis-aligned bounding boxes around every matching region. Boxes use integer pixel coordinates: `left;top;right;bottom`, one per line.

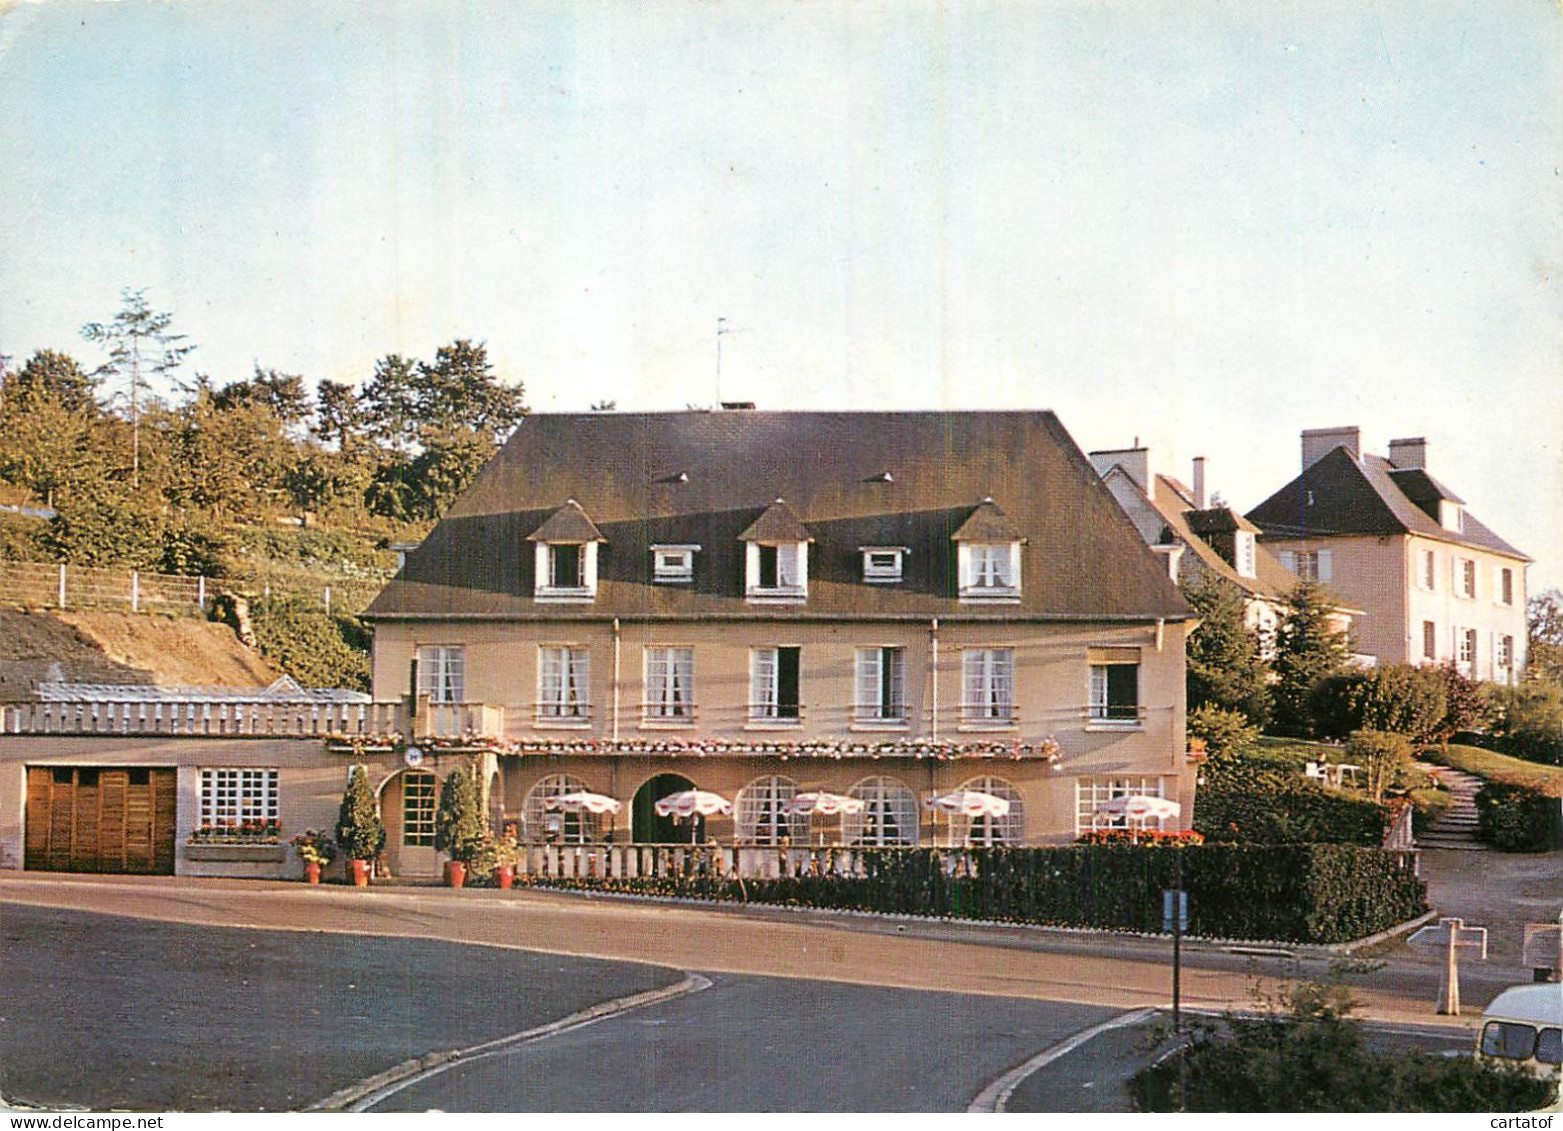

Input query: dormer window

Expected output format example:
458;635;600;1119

739;498;812;604
1235;532;1257;579
528;500;605;603
953;498;1024;603
651;544;699;583
1440;501;1464;533
861;547;907;583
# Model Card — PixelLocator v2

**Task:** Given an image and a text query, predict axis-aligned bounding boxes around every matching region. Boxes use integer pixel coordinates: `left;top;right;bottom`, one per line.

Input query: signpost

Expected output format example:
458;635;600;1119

1408;917;1488;1015
1163;850;1189;1034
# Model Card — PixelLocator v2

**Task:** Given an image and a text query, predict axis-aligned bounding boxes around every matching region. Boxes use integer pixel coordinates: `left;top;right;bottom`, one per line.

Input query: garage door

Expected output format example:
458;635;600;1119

25;767;177;874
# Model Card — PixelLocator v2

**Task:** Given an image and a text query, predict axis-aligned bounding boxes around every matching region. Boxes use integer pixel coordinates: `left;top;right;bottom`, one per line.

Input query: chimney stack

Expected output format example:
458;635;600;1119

1191;457;1207;509
1301;426;1361;471
1087;446;1150;493
1388;437;1428;471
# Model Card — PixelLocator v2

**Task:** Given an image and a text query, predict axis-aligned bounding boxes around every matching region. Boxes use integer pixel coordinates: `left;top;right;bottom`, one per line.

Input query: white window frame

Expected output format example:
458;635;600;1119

1454;556;1476;600
958;542;1021;601
1419;548;1437;592
651;544;699;583
1497;566;1515;607
533;541;599;602
841;776;920;847
1281;548;1332;584
749;646;802;725
522;773;599;843
643;646;695;723
953;776;1025;847
538;646;591;724
860;546;907;583
1456;626;1477;668
1075;776;1168;836
745;541;808;602
735;776;806;845
199;768;279;831
417;645;466;704
1089;659;1142;728
854;646;908;727
1235;532;1257;579
961;648;1016;727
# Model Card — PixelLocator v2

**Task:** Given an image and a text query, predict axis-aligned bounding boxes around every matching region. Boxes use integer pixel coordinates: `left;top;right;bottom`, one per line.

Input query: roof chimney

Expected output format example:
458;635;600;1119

1388;437;1427;471
1087;446;1149;493
1191;457;1207;509
1301;426;1360;471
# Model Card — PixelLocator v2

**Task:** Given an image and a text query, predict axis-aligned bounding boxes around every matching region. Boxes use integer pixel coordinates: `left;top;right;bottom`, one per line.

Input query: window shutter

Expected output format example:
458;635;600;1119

1316;550;1333;583
1279;550;1296;573
856;649;880;711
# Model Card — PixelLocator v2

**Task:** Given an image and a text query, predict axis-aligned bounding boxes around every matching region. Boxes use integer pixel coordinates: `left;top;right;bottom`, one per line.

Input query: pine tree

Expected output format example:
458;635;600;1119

434;766;485;862
1182;573;1272;727
81;288;194;486
1271;579;1351;736
334;764;387;862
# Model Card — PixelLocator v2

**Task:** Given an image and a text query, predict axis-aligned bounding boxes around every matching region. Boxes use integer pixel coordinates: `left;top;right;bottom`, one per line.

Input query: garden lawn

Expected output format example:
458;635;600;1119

1426;743;1563;796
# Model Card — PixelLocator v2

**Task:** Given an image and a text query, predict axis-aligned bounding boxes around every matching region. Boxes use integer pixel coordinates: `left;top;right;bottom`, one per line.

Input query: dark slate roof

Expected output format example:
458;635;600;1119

365;411;1193;622
1150;476;1296;602
1246;446;1529;560
1185;506;1260;537
526;499;606;543
738;498;813;543
951;498;1026;543
1387;467;1465;521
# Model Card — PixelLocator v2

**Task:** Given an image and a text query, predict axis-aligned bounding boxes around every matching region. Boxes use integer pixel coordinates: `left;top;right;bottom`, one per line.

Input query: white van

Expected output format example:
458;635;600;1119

1477;984;1563;1085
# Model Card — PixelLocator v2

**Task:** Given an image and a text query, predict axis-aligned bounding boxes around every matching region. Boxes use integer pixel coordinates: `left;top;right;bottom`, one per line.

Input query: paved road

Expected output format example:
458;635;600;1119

366;973;1118;1112
0;903;679;1111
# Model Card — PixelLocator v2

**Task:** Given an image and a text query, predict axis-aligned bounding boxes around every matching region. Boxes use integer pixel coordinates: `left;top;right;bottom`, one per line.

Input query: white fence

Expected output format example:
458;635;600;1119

0;559;359;615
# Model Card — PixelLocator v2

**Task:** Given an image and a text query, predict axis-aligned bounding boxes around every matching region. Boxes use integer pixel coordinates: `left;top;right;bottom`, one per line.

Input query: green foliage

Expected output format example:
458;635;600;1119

1133;981;1555;1112
1528;588;1563;687
1425;743;1563;793
1194;771;1387;846
434;767;487;863
1407;786;1454;836
1342;729;1415;803
1188;704;1260;772
1474;781;1562;852
0;510;46;560
158;523;230;577
1310;664;1446;742
1271;580;1351;737
42;487;167;567
1485;681;1563;766
334;764;387;861
7;349;98;414
1182;574;1271;726
246;594;370;691
525;844;1426;944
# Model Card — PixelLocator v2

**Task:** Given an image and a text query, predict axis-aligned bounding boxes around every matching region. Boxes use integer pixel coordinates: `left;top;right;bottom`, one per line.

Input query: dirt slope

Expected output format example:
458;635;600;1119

0;609;279;699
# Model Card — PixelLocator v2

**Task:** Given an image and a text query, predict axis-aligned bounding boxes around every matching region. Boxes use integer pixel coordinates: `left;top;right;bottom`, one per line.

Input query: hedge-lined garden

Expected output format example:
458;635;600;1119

519;843;1427;945
1426;744;1563;852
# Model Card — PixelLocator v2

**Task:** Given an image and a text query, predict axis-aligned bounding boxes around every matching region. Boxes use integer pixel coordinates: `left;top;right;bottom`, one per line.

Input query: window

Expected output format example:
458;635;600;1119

532;539;600;600
855;647;907;724
417;645;465;704
1498;567;1514;606
1235;532;1256;579
961;648;1015;725
1497;635;1515;670
1089;653;1140;726
644;647;694;720
1457;628;1477;667
1454;557;1476;599
842;776;920;846
522;774;598;843
1420;549;1437;591
1482;1022;1538;1062
199;768;279;832
550;543;583;588
1538;1027;1562;1067
538;646;590;721
1282;549;1332;583
1075;776;1167;836
954;776;1025;847
861;547;906;583
1422;621;1438;661
402;771;436;847
751;646;801;722
651;545;698;583
745;542;808;600
736;776;805;845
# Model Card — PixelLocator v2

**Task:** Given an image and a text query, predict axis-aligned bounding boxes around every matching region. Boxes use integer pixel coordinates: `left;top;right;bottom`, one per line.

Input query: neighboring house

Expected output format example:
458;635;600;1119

1247;427;1530;682
360;410;1197;869
1089;446;1353;654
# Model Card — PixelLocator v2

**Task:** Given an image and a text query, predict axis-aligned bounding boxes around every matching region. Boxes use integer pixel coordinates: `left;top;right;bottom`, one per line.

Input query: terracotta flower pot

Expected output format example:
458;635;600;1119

446;860;467;889
304;861;321;885
349;859;371;887
496;865;514;891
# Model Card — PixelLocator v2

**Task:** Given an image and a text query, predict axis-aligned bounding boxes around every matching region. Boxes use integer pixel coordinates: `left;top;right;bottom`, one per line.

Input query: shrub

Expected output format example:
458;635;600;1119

334;764;387;862
1343;729;1415;803
1194;770;1387;847
245;594;370;691
434;767;486;863
1475;781;1562;852
1310;665;1445;743
1485;682;1563;766
1187;704;1260;773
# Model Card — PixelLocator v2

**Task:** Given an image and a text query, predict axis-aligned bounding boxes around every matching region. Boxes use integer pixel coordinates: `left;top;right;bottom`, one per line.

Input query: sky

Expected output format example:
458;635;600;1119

1;1;1558;591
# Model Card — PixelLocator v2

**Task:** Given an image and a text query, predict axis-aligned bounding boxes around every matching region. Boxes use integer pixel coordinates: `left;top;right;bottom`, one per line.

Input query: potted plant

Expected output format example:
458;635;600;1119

334;764;386;887
290;830;336;884
491;832;520;890
434;766;485;888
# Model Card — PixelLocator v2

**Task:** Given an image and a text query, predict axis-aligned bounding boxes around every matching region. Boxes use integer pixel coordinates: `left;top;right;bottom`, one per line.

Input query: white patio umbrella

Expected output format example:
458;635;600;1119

781;791;865;817
925;789;1012;848
1093;795;1181;842
653;789;733;818
544;791;623;815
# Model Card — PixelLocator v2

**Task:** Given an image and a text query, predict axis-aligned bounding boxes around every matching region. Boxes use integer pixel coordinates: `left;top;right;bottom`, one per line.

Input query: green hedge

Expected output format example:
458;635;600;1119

1193;771;1387;846
1475;781;1562;852
521;844;1427;944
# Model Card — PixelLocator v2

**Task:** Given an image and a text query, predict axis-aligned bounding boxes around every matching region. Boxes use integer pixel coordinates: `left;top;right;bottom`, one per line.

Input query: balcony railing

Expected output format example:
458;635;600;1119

2;697;505;741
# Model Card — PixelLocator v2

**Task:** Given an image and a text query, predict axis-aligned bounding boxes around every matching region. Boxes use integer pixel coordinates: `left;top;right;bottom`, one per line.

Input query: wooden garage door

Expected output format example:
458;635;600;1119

25;767;176;874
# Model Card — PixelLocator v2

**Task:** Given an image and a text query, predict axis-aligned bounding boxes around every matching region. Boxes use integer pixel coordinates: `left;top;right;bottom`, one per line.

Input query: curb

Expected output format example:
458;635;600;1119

304;971;712;1112
967;1007;1158;1113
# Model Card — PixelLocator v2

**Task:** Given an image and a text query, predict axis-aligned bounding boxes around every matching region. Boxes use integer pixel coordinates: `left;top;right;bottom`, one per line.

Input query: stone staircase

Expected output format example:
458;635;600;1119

1414;762;1489;851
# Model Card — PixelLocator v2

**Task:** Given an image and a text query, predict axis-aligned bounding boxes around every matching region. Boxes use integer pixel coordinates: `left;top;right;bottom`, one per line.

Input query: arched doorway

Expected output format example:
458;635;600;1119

378;768;439;878
632;773;697;844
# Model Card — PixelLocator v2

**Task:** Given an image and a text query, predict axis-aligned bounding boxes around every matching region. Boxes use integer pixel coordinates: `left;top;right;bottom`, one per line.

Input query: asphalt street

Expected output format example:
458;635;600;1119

362;971;1117;1112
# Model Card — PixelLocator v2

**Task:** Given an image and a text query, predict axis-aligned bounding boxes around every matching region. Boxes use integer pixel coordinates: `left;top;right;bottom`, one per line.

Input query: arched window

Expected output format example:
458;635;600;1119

735;776;806;845
842;776;920;847
522;773;599;843
953;776;1024;846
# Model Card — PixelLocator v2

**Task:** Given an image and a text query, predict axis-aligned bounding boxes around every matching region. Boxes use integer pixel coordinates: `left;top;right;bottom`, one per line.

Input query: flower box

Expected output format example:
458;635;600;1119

185;843;286;863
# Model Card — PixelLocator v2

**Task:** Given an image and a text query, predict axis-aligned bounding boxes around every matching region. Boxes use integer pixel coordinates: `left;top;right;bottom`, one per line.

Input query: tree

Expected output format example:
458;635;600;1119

1187;703;1260;774
1528;589;1563;687
1271;580;1351;737
360;354;422;453
434;766;486;864
168;378;290;522
213;366;312;433
1433;662;1491;748
314;378;367;451
81;288;195;486
406;427;498;519
416;339;525;439
335;764;387;862
1182;574;1271;726
41;483;166;568
1344;730;1415;803
6;349;98;415
1310;664;1446;743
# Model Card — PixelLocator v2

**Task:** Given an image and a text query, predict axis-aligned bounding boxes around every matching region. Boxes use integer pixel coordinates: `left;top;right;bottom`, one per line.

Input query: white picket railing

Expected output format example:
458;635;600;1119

0;699;504;740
